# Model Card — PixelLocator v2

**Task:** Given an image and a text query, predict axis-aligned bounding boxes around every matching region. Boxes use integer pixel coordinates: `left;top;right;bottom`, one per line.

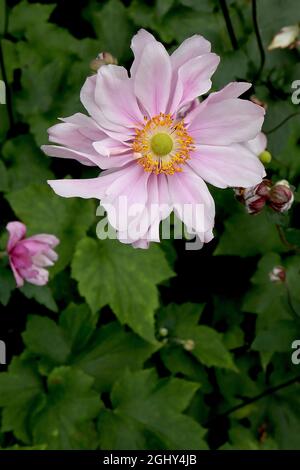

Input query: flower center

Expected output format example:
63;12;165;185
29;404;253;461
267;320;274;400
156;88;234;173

132;113;195;175
150;133;173;156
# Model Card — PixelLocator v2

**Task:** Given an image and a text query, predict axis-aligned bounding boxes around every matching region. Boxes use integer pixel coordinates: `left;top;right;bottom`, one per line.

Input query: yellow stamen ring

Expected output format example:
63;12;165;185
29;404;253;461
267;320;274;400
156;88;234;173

132;113;195;175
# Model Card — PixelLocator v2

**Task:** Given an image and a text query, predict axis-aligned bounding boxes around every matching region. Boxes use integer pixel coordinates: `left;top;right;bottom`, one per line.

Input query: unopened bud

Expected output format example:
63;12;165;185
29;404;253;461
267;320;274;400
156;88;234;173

259;150;272;164
269;265;286;283
269;180;294;213
250;95;268;110
235;179;271;215
159;327;168;337
268;24;300;50
183;339;195;351
90;52;118;72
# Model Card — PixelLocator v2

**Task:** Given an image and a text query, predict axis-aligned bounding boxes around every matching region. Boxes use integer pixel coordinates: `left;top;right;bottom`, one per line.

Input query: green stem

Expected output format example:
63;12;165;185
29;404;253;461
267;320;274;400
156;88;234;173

252;0;265;82
265;112;300;135
220;0;239;51
207;374;300;426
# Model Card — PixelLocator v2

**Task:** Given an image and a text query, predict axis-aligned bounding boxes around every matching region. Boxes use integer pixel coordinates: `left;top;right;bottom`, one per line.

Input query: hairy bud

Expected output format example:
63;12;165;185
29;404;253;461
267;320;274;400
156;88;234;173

90;52;118;72
235;180;271;215
269;180;294;213
269;265;286;283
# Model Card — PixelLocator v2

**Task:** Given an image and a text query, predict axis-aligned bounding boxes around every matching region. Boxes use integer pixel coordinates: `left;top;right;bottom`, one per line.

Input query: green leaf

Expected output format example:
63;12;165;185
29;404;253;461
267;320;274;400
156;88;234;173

22;316;71;365
21;307;157;392
157;303;237;371
20;284;58;313
243;253;300;367
252;320;296;354
87;0;134;61
215;210;284;257
73;322;158;392
0;159;8;192
31;366;102;450
0;264;15;306
72;237;174;343
98;369;207;450
0;357;44;443
6;183;95;274
2;136;54;191
8;0;55;38
59;303;98;354
243;253;286;318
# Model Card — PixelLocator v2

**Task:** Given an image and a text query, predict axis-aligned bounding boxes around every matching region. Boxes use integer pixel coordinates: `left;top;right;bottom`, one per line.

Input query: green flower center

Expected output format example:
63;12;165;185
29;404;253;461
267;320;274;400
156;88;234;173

150;133;173;156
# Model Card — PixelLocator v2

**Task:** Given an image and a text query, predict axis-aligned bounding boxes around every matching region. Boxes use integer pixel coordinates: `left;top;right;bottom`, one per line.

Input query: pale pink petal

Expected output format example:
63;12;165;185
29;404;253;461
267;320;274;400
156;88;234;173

93;138;130;157
189;144;266;189
95;65;144;127
188;98;265;145
48;175;110;199
130;29;156;78
21;266;49;286
117;173;172;243
101;165;150;233
170;35;211;72
10;261;24;287
169;53;220;113
42;145;98;167
43;144;133;170
32;252;57;268
168;167;215;240
48;115;106;150
132;239;150;249
204;81;252;104
134;41;172;116
244;132;267;156
6;222;26;252
48;164;141;201
25;234;59;248
80;75;134;140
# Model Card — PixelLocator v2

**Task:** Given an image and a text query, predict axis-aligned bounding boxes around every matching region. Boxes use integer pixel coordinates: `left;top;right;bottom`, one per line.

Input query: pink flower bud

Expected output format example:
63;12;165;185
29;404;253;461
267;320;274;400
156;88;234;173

268;25;300;50
235;179;271;214
90;52;118;72
6;222;59;287
269;180;294;213
269;265;286;283
250;95;268;110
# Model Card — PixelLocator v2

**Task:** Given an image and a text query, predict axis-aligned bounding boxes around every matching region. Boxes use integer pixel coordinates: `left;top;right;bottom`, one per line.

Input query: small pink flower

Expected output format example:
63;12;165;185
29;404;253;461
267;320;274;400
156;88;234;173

42;29;265;248
6;222;59;287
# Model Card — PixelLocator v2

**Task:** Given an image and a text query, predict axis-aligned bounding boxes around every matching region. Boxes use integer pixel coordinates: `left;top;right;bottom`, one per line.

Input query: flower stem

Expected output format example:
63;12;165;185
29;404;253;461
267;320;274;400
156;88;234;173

276;224;300;254
220;0;239;51
252;0;265;82
207;374;300;426
265;112;300;135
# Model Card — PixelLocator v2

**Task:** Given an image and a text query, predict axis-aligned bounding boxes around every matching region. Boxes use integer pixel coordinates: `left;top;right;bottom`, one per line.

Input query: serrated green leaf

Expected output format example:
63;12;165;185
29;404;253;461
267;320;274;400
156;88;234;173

0;357;44;443
72;237;174;343
31;366;102;450
157;303;237;371
20;284;58;313
22;316;71;365
98;369;207;450
215;210;284;257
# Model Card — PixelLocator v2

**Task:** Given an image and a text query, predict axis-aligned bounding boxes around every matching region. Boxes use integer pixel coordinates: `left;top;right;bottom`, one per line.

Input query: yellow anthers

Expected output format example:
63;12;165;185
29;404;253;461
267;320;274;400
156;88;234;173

132;113;194;175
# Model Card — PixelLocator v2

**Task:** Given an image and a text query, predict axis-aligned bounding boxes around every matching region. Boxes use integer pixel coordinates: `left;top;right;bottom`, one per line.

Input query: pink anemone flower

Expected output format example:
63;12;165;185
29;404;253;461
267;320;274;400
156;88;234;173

6;221;59;287
42;29;265;248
